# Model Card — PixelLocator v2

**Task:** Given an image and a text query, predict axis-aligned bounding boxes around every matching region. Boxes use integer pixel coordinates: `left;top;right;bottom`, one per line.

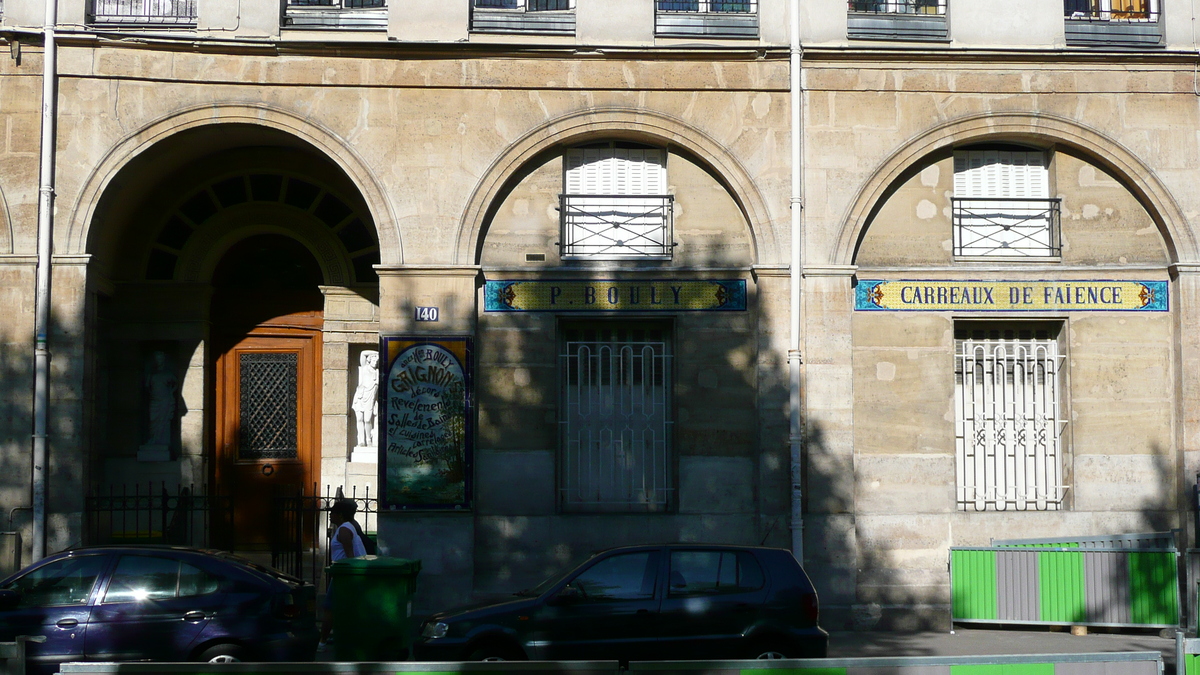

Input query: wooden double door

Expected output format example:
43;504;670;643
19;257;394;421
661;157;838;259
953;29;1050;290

214;319;321;550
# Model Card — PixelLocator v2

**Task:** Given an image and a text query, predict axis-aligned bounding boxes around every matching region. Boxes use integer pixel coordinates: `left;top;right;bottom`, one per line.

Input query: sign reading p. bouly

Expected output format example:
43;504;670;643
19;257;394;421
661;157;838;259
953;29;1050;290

855;280;1168;312
484;279;746;312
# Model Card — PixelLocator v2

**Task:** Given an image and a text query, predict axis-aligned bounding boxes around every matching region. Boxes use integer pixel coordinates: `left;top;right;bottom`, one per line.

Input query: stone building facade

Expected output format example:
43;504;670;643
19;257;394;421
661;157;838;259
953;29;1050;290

0;0;1196;629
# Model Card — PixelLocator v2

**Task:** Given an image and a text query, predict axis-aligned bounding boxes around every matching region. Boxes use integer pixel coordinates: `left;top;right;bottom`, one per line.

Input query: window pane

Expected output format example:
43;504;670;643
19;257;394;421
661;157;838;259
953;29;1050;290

178;563;221;597
528;0;569;9
658;0;700;9
7;556;106;607
711;0;751;11
104;556;180;603
669;551;762;595
475;0;518;6
573;552;655;600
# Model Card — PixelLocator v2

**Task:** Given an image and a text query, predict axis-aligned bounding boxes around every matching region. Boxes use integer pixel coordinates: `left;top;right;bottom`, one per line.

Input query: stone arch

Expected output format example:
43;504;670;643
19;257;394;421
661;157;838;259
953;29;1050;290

832;112;1195;266
455;107;783;266
65;102;401;265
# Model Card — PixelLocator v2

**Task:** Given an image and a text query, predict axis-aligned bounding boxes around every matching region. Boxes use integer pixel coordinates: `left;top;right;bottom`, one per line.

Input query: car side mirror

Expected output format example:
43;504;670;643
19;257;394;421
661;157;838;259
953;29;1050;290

550;584;583;606
0;589;20;610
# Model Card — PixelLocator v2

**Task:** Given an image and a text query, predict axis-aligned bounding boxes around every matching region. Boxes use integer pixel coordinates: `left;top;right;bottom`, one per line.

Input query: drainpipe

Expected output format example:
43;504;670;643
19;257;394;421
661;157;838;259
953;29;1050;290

788;0;804;564
32;0;60;562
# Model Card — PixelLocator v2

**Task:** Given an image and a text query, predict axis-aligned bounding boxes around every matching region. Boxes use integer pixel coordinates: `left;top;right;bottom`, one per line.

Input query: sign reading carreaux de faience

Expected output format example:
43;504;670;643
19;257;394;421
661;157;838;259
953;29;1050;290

855;280;1168;312
484;279;746;312
379;336;473;511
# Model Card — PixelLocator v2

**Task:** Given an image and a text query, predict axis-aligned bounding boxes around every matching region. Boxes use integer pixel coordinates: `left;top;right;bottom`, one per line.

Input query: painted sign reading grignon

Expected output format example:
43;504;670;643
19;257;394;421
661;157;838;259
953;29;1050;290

855;280;1168;312
380;337;472;510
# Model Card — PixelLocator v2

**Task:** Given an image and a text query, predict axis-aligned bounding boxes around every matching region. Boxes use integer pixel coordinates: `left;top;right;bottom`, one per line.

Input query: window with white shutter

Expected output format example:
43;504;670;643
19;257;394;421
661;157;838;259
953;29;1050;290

952;147;1060;258
561;143;674;260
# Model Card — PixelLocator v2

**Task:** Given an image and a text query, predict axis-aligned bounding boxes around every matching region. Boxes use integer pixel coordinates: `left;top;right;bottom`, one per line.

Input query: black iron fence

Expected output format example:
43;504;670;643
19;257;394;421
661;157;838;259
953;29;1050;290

271;484;378;587
86;483;376;588
85;483;233;549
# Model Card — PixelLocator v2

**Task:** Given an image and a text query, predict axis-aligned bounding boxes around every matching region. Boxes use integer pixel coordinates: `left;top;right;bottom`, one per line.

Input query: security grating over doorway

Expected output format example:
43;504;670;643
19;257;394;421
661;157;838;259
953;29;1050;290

955;333;1067;511
239;352;299;461
559;324;673;512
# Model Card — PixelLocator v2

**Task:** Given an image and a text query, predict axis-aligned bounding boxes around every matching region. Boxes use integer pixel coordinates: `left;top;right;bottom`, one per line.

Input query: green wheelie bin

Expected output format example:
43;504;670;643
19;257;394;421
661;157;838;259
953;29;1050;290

327;556;421;661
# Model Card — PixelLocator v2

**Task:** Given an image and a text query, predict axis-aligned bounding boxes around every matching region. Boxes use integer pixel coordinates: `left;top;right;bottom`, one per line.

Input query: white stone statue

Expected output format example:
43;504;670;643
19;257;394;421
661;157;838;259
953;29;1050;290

139;350;177;462
351;350;380;461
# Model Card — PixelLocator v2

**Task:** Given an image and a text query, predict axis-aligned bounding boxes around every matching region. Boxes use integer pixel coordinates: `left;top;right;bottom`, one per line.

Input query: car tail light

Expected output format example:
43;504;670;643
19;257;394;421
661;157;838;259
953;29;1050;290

801;593;819;624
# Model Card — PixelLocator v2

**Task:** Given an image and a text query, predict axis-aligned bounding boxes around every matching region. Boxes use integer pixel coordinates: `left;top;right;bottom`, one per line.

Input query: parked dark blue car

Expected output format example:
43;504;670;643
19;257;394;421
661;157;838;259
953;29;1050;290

0;546;318;673
414;544;827;663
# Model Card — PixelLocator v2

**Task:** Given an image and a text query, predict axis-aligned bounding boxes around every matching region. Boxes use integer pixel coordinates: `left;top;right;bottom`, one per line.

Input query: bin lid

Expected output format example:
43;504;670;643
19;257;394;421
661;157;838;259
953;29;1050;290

327;556;421;576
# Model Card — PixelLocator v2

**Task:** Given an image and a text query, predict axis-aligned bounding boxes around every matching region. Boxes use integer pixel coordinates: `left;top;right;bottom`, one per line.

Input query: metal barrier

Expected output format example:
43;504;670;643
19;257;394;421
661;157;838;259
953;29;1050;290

57;653;1163;675
951;545;1181;628
0;636;45;675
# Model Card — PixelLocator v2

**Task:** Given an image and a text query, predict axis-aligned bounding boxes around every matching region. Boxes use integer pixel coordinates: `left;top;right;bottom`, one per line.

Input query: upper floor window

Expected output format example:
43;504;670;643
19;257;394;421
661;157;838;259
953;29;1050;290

283;0;386;30
561;144;673;261
952;147;1060;259
1064;0;1161;46
88;0;196;27
847;0;947;41
471;0;575;35
655;0;759;38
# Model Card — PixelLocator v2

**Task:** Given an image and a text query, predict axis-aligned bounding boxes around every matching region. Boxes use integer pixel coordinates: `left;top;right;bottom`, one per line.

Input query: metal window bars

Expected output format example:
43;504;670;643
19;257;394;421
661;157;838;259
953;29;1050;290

847;0;945;14
283;0;387;28
657;0;756;12
1064;0;1156;21
88;0;196;25
560;340;673;512
955;339;1067;512
85;483;233;549
474;0;571;9
288;0;384;7
560;194;674;260
953;197;1061;258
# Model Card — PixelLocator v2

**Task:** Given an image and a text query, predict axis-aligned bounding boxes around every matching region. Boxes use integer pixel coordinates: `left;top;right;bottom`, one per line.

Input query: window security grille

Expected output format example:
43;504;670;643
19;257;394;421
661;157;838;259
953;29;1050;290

657;0;756;12
562;147;673;260
953;149;1059;258
847;0;944;14
239;352;298;461
955;338;1066;511
560;327;673;512
1064;0;1156;20
89;0;196;25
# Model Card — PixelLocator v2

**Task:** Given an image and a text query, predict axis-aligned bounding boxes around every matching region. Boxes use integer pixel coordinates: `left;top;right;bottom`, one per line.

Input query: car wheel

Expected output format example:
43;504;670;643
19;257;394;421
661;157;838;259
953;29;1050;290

747;639;792;660
199;644;245;663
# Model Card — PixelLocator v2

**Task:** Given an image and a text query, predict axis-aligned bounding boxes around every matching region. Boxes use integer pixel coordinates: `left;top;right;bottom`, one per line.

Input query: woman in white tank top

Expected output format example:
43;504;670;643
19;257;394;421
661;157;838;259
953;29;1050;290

320;499;367;650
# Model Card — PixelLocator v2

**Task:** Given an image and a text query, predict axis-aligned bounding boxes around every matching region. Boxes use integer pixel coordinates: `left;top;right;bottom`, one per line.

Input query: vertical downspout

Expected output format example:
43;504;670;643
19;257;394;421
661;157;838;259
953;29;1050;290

788;0;804;563
32;0;60;562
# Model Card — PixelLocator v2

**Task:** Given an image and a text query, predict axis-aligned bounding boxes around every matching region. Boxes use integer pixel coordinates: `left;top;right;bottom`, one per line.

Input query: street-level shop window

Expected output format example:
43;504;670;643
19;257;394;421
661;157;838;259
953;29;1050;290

559;322;673;512
561;143;674;261
954;323;1067;511
952;146;1060;259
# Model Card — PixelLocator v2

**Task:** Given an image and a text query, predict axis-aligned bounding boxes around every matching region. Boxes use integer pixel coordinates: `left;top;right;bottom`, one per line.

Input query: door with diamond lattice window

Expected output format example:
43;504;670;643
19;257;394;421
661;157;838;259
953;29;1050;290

215;332;320;549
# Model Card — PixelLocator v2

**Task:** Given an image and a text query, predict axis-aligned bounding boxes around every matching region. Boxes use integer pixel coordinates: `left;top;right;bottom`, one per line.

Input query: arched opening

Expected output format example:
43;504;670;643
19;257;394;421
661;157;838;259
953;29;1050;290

84;124;382;553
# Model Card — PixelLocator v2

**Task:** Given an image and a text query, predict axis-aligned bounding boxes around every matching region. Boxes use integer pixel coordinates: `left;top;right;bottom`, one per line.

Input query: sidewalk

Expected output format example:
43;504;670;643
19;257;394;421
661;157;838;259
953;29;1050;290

830;626;1178;672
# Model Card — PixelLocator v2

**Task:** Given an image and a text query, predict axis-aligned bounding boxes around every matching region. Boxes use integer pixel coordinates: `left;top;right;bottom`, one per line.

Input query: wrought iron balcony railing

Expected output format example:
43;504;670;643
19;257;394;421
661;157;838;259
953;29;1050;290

89;0;196;26
953;197;1062;258
848;0;945;14
657;0;756;12
284;0;386;29
1064;0;1156;21
560;194;674;260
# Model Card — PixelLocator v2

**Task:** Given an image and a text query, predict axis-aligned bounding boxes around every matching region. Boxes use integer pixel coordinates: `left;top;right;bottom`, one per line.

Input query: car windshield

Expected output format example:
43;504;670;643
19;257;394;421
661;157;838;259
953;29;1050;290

515;551;599;597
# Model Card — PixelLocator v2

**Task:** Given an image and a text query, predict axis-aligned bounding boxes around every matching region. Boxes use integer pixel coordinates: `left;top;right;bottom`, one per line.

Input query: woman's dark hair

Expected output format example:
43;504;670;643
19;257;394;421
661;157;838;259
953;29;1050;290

331;498;358;519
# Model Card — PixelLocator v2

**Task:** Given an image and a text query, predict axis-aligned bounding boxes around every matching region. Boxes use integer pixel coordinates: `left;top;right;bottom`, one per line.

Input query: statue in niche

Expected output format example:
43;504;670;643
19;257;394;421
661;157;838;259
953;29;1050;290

351;350;380;455
139;350;178;462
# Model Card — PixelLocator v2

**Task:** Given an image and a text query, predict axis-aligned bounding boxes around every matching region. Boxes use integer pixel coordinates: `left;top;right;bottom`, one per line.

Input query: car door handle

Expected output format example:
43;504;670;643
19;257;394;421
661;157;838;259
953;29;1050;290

56;618;78;628
183;611;206;622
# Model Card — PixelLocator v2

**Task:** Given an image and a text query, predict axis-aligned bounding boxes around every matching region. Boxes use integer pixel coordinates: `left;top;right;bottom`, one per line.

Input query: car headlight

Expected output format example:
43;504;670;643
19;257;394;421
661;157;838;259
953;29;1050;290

422;621;448;639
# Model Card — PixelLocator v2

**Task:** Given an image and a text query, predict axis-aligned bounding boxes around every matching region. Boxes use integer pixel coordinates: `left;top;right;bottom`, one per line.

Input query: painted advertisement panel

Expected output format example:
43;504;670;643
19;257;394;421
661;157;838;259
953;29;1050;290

855;280;1167;312
485;279;746;312
379;336;472;510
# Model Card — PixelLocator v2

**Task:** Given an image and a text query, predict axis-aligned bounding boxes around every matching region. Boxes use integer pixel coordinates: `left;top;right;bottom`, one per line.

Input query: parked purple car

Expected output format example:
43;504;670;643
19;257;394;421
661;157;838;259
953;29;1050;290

0;546;318;674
